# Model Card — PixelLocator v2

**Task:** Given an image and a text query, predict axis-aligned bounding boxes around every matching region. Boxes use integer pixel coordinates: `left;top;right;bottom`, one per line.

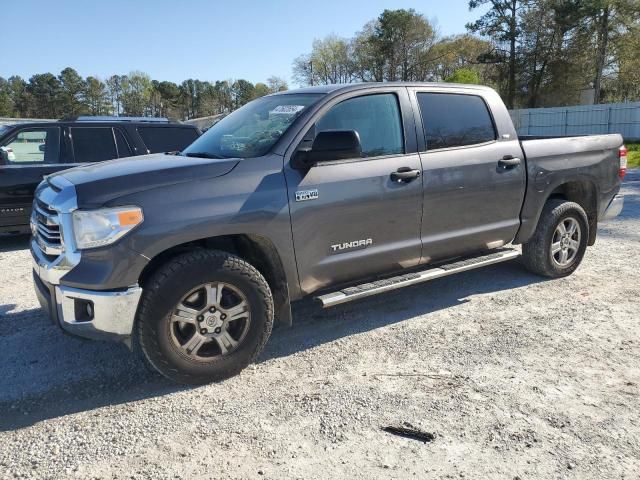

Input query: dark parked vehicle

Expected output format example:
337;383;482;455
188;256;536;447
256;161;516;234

31;83;626;384
0;117;200;233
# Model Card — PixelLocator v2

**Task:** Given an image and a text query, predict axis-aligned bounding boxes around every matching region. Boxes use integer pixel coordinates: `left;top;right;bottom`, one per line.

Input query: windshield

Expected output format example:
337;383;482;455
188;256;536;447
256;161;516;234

0;125;10;136
182;93;323;159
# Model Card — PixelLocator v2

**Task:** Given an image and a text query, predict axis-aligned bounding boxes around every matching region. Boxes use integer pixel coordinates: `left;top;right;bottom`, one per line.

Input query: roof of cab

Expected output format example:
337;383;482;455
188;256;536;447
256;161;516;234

276;82;495;96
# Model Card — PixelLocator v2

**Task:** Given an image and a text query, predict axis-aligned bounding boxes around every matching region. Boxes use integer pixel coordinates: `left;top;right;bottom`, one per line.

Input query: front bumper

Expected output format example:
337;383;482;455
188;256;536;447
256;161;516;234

601;194;624;221
33;269;142;342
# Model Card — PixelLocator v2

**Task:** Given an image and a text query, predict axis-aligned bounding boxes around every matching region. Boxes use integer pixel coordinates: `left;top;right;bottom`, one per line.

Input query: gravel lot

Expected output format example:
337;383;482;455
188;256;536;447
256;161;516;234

0;171;638;479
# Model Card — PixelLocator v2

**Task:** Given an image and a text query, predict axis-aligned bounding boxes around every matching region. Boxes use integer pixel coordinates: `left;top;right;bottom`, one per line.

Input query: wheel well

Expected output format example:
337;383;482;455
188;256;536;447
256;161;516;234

547;180;598;245
138;234;292;327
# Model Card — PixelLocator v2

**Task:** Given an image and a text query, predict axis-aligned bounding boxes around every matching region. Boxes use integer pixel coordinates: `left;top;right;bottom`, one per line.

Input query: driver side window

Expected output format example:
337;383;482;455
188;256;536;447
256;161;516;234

316;93;404;158
1;127;60;164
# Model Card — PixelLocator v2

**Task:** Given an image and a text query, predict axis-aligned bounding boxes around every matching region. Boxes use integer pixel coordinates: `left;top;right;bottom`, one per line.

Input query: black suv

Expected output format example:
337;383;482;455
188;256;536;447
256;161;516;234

0;117;200;233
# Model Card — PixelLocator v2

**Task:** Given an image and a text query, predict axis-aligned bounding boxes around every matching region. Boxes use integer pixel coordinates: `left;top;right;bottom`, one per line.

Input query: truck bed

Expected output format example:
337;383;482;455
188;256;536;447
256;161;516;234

515;133;623;244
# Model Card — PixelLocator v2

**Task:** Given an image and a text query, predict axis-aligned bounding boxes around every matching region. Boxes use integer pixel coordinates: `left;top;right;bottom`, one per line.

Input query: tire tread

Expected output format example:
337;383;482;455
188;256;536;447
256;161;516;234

136;249;273;384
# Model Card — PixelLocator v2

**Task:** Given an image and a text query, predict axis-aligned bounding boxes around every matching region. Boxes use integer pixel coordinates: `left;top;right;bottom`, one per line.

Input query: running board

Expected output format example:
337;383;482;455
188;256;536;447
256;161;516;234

315;248;520;308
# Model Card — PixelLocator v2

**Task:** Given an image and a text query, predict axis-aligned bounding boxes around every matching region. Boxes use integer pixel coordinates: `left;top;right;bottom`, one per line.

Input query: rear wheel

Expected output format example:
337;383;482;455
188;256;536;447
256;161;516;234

521;199;589;278
136;250;274;384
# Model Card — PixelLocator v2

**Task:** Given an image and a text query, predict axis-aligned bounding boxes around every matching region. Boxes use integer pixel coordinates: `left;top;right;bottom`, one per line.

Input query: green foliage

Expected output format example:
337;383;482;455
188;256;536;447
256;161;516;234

58;67;86;116
1;68;284;120
468;0;640;107
293;4;640;108
467;0;522;108
266;76;288;93
231;79;256;109
252;83;270;99
627;143;640;169
293;35;354;85
294;9;484;86
0;77;14;116
445;69;480;84
26;73;62;118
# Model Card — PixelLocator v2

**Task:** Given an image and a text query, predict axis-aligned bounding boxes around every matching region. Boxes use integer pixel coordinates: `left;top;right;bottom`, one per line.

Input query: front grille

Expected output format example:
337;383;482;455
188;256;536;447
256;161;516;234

33;198;63;256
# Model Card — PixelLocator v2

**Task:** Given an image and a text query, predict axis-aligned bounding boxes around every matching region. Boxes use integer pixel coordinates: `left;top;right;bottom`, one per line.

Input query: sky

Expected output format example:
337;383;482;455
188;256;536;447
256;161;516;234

2;0;486;87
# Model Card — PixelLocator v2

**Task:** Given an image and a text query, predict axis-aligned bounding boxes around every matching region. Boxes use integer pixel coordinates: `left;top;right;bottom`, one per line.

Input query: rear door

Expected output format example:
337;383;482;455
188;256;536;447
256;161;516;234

137;126;200;153
69;126;119;163
284;88;424;294
0;126;63;229
410;89;526;261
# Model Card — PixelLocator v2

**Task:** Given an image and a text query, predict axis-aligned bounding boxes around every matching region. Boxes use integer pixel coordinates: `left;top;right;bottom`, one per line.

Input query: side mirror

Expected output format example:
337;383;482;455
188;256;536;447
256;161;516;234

0;148;8;164
293;130;362;168
39;144;46;152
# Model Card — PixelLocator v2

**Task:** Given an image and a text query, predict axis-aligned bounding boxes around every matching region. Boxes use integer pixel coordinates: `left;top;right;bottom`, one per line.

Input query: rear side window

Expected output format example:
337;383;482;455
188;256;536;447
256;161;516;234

137;127;199;153
417;93;496;150
70;127;118;163
316;93;404;158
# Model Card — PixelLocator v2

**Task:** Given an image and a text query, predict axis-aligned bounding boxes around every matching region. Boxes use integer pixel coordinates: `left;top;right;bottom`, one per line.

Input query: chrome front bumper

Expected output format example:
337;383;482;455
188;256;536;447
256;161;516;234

32;260;142;342
32;236;142;343
601;194;624;221
54;284;142;342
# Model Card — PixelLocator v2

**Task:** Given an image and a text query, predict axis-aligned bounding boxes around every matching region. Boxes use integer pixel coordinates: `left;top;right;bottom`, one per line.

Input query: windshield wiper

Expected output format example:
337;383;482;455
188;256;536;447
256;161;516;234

183;152;226;159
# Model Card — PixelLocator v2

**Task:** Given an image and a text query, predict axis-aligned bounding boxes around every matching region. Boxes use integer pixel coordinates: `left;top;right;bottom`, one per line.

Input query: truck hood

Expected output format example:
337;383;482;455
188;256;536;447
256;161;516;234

53;153;240;208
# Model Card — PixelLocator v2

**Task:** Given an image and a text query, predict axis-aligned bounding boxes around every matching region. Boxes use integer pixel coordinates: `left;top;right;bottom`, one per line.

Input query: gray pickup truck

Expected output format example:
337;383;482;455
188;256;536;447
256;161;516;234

30;83;626;384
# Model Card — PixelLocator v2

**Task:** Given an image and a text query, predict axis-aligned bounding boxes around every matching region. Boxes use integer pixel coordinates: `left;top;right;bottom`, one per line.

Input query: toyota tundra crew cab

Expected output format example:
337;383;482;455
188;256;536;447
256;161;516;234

30;83;626;384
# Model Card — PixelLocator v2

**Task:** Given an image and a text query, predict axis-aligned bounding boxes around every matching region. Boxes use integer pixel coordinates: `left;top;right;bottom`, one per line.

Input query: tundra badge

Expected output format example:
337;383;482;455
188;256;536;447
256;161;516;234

330;238;373;253
295;189;319;202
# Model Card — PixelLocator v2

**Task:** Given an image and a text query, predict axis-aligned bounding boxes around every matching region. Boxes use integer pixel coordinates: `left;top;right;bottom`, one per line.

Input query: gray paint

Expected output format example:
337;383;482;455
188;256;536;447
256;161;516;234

36;82;623;305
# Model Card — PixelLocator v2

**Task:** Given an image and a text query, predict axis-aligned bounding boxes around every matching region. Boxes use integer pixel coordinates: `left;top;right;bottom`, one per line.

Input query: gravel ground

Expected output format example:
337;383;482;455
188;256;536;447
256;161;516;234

0;171;638;479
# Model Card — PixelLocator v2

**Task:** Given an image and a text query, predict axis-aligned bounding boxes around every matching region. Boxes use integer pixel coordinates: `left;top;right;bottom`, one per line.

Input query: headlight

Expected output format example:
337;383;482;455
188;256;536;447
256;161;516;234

72;206;143;249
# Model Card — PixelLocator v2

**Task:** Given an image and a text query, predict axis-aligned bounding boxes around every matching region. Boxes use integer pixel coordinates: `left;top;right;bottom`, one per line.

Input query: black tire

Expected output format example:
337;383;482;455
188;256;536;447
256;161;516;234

136;249;274;384
521;199;589;278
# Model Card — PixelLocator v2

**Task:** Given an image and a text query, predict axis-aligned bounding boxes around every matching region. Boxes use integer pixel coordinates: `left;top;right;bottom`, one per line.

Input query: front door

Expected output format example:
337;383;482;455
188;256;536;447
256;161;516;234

0;127;63;229
284;89;424;295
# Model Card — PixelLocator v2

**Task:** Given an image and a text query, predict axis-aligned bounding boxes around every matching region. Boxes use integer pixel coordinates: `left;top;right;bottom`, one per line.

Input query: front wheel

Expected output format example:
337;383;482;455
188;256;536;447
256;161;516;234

136;250;274;384
521;199;589;278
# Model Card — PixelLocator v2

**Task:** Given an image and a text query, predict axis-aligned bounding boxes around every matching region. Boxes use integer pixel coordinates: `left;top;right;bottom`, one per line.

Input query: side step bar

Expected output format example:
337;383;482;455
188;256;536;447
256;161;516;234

315;248;520;308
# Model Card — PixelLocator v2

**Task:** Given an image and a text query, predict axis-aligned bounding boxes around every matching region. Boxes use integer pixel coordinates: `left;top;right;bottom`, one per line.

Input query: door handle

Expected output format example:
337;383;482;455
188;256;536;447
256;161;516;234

390;167;421;183
498;155;521;168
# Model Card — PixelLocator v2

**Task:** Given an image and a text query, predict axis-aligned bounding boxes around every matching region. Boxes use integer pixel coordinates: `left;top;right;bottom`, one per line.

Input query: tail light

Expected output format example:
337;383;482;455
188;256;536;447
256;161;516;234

619;145;627;180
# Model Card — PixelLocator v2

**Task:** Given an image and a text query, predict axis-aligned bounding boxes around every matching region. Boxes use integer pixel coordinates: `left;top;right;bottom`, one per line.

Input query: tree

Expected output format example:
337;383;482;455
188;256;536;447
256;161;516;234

266;76;288;93
253;82;270;99
606;20;640;101
26;73;62;118
151;80;181;118
231;79;255;109
106;75;125;115
84;76;109;115
7;76;28;117
293;35;354;85
467;0;524;108
58;67;86;116
0;78;13;116
294;10;466;86
213;80;233;113
121;71;151;116
429;34;494;82
579;0;640;103
373;9;437;81
352;21;386;82
445;68;481;84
